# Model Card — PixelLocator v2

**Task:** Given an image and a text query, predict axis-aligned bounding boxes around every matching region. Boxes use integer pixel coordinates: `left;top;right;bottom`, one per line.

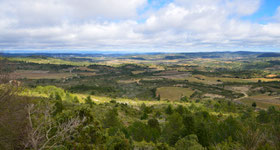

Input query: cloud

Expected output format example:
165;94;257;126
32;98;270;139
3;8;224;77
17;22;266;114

0;0;146;27
0;0;279;52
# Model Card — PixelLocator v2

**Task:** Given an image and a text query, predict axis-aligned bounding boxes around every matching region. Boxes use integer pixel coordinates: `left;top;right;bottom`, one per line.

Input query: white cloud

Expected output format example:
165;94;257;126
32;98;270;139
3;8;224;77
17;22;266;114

0;0;279;52
225;0;261;16
274;7;280;22
0;0;146;27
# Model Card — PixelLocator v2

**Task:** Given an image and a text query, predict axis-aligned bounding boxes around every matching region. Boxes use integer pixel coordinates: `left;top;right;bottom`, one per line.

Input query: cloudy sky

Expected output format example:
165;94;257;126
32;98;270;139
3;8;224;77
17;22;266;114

0;0;280;52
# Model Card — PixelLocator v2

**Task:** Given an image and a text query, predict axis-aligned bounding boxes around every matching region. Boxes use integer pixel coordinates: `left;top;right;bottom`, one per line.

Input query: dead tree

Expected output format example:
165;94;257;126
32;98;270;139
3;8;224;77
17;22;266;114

25;104;84;150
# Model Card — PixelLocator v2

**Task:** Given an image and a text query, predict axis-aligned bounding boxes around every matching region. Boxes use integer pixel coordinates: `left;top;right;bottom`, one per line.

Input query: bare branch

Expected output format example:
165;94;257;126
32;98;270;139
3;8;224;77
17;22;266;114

25;103;84;150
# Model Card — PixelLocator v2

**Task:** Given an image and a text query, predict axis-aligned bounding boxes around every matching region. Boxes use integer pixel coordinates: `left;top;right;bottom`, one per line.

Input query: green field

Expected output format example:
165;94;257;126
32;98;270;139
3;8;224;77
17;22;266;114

239;95;280;109
156;87;195;101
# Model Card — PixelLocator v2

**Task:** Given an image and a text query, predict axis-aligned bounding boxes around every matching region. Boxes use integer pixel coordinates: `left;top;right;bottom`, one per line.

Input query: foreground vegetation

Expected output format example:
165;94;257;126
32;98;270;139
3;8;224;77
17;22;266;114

2;85;280;149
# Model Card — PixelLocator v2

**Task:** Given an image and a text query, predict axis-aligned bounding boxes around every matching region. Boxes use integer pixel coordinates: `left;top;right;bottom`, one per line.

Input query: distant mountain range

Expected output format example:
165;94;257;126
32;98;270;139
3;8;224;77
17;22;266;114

1;51;280;58
257;53;280;58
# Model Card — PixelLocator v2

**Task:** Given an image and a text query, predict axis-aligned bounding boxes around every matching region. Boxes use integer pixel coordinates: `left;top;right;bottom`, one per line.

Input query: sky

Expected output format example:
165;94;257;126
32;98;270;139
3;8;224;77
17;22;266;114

0;0;280;53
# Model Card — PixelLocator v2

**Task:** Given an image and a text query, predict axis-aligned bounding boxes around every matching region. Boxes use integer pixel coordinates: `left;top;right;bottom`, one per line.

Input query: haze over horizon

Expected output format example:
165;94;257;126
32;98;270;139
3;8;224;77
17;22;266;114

0;0;280;52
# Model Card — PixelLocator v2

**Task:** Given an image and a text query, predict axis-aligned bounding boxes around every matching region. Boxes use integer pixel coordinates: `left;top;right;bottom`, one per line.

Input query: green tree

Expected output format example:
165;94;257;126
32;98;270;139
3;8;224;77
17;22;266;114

103;108;120;128
148;118;161;142
106;131;131;150
252;102;257;108
175;134;205;150
209;137;243;150
53;92;63;115
141;112;148;120
72;96;79;103
180;96;189;102
196;123;211;147
165;105;173;115
157;94;161;101
85;96;94;107
182;114;195;136
176;105;185;114
162;113;184;145
128;121;148;142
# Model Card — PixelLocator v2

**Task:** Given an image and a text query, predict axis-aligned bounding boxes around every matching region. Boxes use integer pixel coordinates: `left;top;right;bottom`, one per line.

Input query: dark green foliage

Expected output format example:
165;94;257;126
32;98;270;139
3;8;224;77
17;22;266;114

128;121;148;142
182;114;195;136
175;134;204;150
165;105;173;115
103;108;121;128
74;123;106;149
53;92;63;115
180;96;189;102
175;105;185;114
196;123;212;147
106;131;131;150
257;110;270;123
110;99;117;103
85;96;94;107
162;113;184;145
148;118;160;129
215;116;241;142
157;94;161;101
252;102;257;108
141;112;148;120
69;84;116;94
128;120;160;143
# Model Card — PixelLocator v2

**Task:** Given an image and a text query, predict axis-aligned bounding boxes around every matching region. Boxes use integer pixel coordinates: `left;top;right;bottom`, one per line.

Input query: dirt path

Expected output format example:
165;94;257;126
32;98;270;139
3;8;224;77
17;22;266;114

232;91;249;105
234;91;248;101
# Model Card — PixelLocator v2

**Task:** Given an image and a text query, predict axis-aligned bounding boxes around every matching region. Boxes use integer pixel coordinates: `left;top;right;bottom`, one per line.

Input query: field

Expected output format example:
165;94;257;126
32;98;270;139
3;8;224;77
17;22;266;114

239;95;280;109
4;52;280;108
156;87;195;101
11;70;73;79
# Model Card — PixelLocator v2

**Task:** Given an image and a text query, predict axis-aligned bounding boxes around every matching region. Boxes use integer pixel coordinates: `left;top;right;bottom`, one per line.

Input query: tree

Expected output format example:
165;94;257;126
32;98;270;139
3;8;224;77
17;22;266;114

182;114;195;136
157;94;161;101
252;102;257;108
210;137;243;150
53;92;63;115
74;122;106;149
148;118;161;142
141;112;148;120
25;103;84;150
165;105;173;115
128;121;148;142
176;105;185;114
196;123;212;147
175;134;204;150
216;116;241;142
128;120;160;143
85;96;94;107
140;103;147;112
148;118;160;129
162;113;184;145
106;131;131;150
180;96;189;102
72;96;79;103
103;108;121;128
